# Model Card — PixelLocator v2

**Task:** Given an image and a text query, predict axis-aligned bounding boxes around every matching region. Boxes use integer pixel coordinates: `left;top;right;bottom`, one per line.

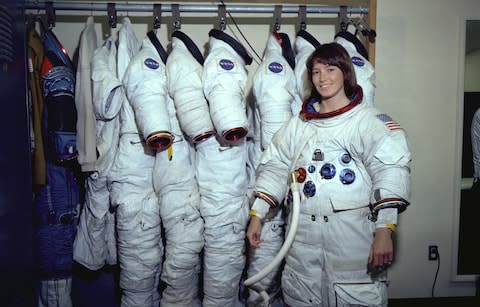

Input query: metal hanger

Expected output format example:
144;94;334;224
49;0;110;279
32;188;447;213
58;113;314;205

218;4;226;31
45;1;55;28
172;4;181;31
153;3;161;30
273;5;282;31
107;2;116;29
298;5;307;31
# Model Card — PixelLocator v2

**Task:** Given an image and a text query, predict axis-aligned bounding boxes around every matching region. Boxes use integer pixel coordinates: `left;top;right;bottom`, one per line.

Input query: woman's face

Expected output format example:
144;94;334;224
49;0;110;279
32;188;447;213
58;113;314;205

311;62;345;103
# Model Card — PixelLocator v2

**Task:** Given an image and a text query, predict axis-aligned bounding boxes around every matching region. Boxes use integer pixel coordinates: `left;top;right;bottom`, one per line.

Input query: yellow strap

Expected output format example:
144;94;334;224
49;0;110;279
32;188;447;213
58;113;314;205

248;209;257;217
386;224;397;232
167;144;173;161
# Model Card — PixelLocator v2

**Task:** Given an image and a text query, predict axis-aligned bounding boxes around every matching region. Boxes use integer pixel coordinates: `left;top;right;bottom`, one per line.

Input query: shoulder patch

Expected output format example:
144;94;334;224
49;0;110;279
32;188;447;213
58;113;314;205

144;58;159;69
351;56;365;67
268;62;283;73
219;59;235;71
376;113;403;131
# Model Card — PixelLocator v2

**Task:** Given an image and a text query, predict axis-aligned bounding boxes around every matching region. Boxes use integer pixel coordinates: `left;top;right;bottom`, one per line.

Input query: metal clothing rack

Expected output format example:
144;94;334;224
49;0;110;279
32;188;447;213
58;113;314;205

23;1;369;14
22;1;376;64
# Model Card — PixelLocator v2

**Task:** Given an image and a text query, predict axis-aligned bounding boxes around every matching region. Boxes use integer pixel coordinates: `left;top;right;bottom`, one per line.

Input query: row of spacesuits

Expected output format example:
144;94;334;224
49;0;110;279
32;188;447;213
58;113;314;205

48;15;376;307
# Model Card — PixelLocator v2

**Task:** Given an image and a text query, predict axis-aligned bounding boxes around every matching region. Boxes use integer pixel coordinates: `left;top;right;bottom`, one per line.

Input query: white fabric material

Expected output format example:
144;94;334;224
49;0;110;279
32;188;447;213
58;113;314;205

166;34;214;142
117;18;138;83
293;33;318;115
195;136;249;307
472;108;480;178
333;281;388;307
123;31;172;142
203;35;249;141
38;278;72;307
73;37;122;270
335;35;376;106
108;19;162;307
75;16;98;172
375;207;398;227
253;102;410;305
253;32;295;150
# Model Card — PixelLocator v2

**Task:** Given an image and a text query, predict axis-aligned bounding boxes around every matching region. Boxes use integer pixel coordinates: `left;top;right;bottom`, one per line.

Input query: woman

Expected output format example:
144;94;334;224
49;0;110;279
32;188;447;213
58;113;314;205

246;43;411;306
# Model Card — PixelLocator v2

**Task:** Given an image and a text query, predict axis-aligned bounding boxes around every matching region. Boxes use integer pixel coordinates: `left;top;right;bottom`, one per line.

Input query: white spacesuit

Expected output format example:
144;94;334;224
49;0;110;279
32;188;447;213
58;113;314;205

108;18;162;307
251;87;411;306
125;29;204;306
292;29;321;115
253;31;296;151
335;31;376;106
166;30;215;143
73;36;122;270
203;29;252;143
123;31;174;152
247;31;296;306
199;28;252;307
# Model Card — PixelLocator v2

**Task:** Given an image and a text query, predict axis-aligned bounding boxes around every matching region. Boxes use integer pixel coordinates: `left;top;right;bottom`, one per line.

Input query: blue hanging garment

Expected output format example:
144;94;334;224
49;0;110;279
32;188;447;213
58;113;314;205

41;27;77;162
34;26;80;278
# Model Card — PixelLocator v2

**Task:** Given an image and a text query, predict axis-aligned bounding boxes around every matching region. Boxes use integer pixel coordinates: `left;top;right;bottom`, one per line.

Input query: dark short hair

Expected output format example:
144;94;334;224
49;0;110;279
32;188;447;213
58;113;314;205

306;42;358;99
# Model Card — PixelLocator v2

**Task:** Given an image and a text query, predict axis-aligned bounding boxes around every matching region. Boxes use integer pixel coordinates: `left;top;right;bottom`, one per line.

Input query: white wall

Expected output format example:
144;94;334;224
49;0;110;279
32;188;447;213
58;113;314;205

375;0;479;298
38;0;480;300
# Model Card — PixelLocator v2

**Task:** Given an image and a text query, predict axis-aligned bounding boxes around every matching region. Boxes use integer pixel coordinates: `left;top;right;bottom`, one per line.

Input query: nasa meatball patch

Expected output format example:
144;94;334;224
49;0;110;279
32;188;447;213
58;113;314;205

219;58;235;71
351;56;365;67
144;58;160;70
268;62;284;74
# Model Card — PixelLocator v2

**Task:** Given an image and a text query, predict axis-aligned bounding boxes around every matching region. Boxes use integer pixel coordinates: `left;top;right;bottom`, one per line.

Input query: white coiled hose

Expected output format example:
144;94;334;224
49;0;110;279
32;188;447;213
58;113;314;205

244;172;301;306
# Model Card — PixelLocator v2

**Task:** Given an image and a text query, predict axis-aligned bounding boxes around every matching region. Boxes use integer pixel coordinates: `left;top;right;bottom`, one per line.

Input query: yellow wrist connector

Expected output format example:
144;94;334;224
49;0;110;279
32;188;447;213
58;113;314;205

249;209;257;217
386;224;397;232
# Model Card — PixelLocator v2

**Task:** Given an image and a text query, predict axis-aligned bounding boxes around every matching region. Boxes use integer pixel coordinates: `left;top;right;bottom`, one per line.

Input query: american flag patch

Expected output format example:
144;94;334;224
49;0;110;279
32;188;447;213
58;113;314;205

376;114;403;131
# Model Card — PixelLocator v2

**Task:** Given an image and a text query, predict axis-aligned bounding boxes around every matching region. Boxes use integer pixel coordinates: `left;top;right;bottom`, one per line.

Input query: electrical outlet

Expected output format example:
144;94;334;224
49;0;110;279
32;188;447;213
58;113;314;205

428;245;439;261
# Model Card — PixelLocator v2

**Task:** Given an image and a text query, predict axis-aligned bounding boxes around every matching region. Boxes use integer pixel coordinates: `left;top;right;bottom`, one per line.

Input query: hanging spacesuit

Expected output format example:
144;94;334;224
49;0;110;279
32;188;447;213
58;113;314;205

123;29;204;307
203;29;252;143
334;31;376;106
199;28;252;307
251;87;411;306
161;29;211;306
123;30;173;151
166;30;215;143
247;30;296;306
292;29;321;115
73;31;122;270
107;18;162;307
35;25;80;307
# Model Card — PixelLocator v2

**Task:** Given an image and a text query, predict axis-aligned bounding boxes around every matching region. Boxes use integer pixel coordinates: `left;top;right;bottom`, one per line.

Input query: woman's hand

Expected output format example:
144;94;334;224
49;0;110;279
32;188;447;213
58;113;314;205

246;216;264;248
368;228;394;268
